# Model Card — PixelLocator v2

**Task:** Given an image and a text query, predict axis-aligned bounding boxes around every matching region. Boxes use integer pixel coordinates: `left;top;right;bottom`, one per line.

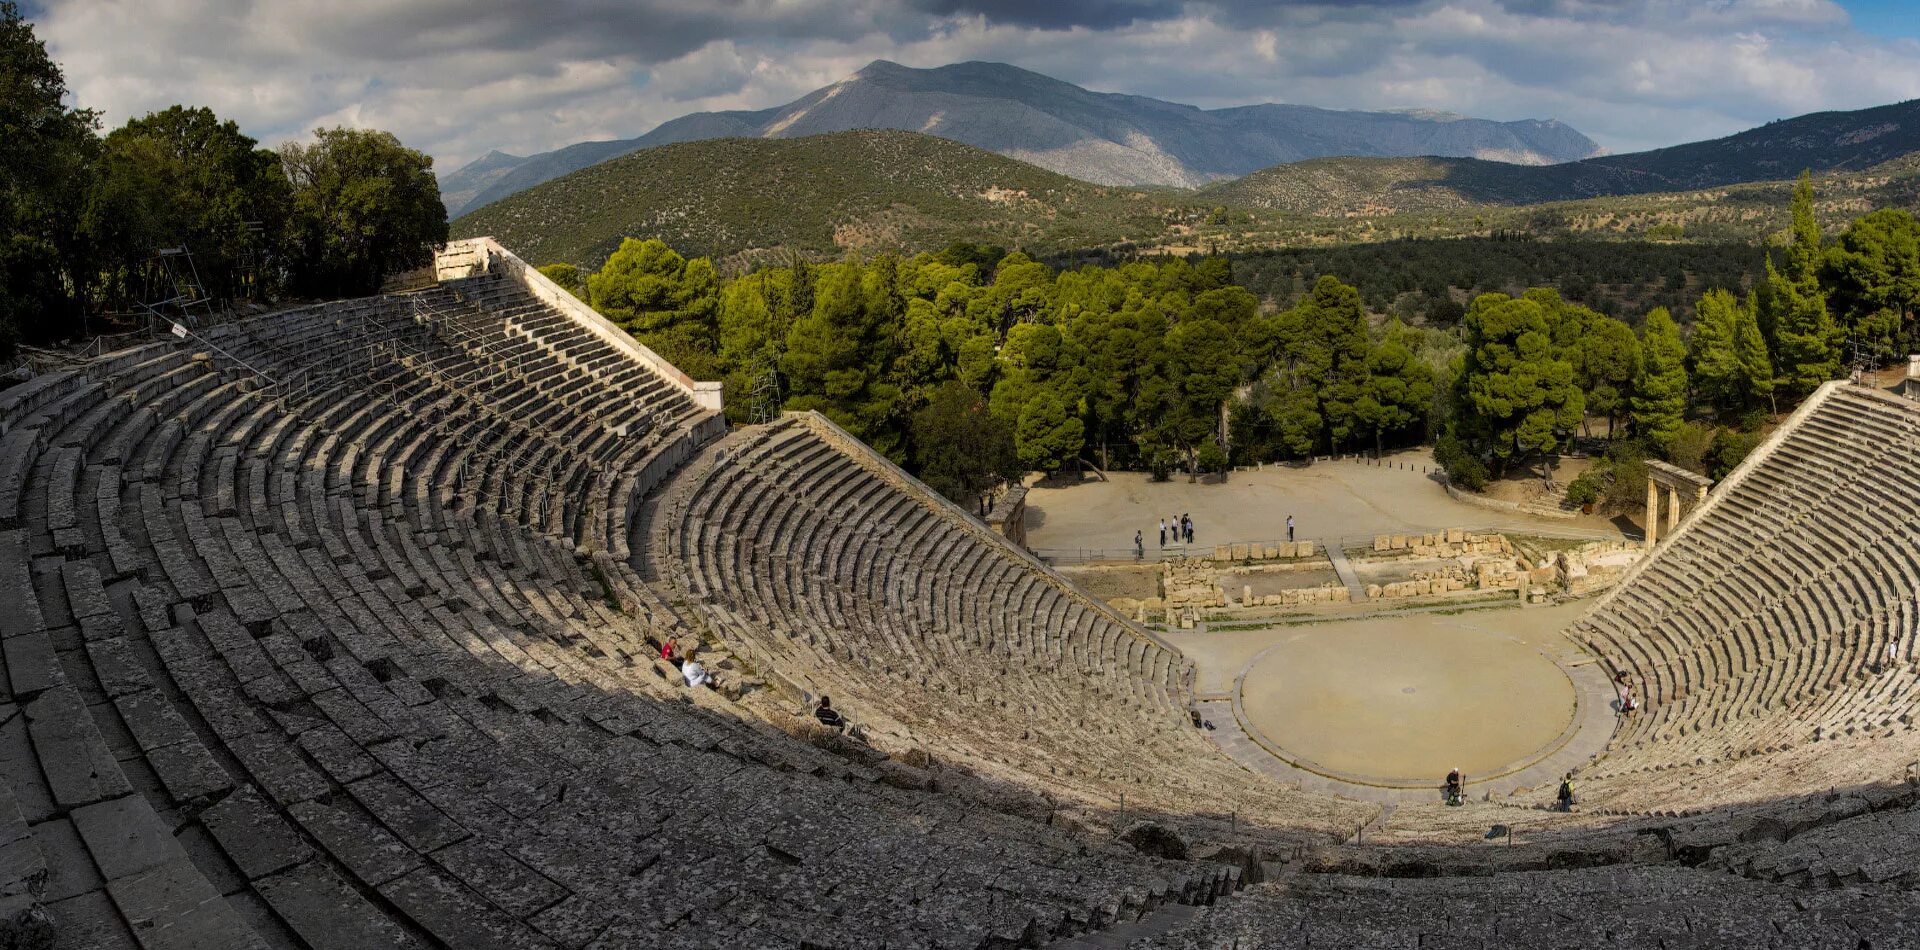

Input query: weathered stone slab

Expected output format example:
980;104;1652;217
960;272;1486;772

379;865;557;950
254;860;418;950
348;774;468;853
27;817;98;903
105;856;267;950
225;733;329;805
71;795;176;881
83;639;148;700
430;839;568;917
3;630;63;698
24;688;130;808
287;798;421;887
199;785;310;881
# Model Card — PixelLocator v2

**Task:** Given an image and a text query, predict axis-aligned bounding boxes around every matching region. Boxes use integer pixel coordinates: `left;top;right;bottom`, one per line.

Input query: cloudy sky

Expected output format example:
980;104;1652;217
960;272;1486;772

25;0;1920;174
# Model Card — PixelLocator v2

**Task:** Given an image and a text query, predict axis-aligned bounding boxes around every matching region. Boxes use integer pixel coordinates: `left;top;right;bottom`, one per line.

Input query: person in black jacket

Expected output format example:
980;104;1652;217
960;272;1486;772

814;696;846;732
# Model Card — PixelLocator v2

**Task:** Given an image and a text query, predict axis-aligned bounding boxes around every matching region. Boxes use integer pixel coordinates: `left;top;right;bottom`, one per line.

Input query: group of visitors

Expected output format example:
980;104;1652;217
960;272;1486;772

1615;671;1639;715
665;636;863;739
1157;514;1195;547
1136;514;1198;560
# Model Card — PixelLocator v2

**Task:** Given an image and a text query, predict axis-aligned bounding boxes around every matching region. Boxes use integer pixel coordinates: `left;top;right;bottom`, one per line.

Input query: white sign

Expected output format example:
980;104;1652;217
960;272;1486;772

170;322;188;339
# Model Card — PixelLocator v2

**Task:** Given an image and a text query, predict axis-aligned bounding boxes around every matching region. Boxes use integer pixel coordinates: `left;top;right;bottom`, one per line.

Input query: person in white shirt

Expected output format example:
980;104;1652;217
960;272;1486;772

682;658;713;688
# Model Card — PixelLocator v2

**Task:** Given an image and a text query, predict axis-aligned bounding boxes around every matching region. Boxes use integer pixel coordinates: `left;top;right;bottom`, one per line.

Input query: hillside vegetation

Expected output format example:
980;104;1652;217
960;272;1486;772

454;129;1920;269
1197;154;1920;249
451;130;1180;269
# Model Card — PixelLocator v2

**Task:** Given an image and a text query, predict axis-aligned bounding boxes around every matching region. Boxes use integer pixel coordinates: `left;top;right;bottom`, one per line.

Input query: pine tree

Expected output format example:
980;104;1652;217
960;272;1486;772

1765;257;1841;395
1632;308;1689;452
1575;315;1639;437
1689;289;1744;411
1733;293;1776;413
1764;172;1840;396
1456;293;1584;473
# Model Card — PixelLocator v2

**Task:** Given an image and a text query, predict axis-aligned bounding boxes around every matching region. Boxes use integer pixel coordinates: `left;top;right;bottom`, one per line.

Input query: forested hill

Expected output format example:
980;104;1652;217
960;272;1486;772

440;59;1599;216
1209;99;1920;211
449;130;1180;269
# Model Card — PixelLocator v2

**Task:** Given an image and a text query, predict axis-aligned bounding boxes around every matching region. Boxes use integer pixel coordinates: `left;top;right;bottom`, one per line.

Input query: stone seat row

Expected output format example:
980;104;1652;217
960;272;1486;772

646;414;1374;838
1149;865;1920;948
1567;382;1920;817
2;286;1264;947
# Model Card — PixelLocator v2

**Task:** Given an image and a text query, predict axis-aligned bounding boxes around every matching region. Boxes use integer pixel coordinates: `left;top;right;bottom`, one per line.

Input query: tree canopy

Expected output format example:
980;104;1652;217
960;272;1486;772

1;0;96;352
0;5;448;354
281;127;446;297
1454;292;1583;473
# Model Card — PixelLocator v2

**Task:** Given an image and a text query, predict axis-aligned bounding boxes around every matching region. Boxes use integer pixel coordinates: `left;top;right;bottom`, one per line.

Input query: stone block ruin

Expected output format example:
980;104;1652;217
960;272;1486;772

1360;530;1641;604
0;237;1915;949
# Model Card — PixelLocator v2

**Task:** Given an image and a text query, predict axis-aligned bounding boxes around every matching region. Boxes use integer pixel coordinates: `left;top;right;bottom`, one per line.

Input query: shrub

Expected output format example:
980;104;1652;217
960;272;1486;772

1709;428;1765;479
1599;444;1648;514
1668;421;1715;473
1564;469;1605;507
1196;436;1229;476
1149;450;1174;482
1434;430;1488;491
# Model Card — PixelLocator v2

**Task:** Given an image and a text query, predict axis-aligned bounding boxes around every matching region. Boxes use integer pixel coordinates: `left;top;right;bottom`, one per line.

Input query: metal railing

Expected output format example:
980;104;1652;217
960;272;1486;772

154;304;302;403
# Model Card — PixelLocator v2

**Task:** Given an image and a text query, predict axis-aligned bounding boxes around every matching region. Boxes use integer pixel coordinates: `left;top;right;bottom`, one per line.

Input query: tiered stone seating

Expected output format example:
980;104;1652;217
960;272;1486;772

0;271;1248;948
11;222;1920;946
647;412;1373;838
1567;382;1920;811
1147;865;1920;948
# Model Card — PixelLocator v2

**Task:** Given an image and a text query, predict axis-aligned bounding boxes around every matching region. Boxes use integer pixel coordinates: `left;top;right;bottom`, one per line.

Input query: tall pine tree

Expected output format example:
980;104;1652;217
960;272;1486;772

1733;292;1776;413
1764;172;1840;395
1689;289;1744;412
1456;293;1584;473
1632;307;1689;452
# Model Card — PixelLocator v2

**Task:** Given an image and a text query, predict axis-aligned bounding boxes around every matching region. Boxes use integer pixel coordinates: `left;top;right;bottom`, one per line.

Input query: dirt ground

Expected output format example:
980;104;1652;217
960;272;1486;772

1168;600;1593;783
1237;568;1343;596
1058;565;1160;601
1025;449;1624;557
1238;616;1574;783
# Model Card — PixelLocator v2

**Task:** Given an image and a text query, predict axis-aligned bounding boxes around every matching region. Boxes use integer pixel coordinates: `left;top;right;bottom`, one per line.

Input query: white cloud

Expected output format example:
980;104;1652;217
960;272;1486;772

30;0;1920;172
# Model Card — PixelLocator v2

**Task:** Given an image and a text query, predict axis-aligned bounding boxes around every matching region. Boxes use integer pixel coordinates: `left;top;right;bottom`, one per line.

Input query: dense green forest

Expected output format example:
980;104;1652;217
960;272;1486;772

1230;236;1771;324
0;3;445;358
550;172;1918;513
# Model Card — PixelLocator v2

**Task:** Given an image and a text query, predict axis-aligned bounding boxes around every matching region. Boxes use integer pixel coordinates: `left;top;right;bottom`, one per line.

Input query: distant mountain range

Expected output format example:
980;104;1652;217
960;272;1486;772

440;60;1601;217
1208;98;1920;212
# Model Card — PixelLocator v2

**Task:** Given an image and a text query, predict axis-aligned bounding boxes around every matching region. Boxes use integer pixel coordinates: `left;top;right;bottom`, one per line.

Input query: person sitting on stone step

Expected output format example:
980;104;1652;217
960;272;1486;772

682;655;714;689
814;695;847;732
1445;768;1464;806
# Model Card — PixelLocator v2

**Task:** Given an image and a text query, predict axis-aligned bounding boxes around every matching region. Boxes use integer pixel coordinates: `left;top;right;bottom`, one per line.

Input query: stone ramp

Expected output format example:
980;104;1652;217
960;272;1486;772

1325;543;1369;602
